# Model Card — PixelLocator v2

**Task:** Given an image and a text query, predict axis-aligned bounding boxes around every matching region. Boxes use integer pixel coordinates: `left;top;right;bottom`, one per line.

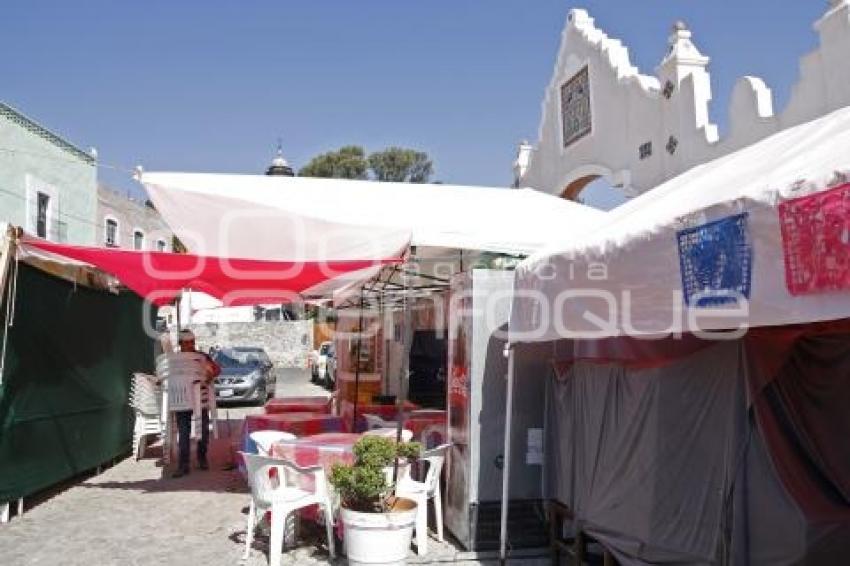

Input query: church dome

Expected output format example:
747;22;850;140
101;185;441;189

266;144;294;176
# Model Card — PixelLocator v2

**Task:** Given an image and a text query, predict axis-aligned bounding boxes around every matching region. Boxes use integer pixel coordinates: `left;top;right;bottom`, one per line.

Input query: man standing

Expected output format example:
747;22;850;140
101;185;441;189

173;330;220;478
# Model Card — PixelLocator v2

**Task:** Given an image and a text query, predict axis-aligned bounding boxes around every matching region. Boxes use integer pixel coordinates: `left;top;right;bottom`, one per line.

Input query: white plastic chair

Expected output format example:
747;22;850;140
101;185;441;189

362;427;414;443
157;353;204;466
362;413;397;430
417;424;448;449
250;430;297;457
395;443;450;556
129;373;164;460
156;352;219;464
240;452;335;564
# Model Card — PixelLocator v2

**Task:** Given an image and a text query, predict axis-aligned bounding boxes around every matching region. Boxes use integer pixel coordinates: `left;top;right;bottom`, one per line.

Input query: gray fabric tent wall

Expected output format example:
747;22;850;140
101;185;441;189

543;338;850;565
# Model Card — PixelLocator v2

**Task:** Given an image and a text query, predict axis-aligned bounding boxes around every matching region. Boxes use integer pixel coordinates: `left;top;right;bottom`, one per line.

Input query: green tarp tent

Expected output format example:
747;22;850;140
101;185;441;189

0;262;155;502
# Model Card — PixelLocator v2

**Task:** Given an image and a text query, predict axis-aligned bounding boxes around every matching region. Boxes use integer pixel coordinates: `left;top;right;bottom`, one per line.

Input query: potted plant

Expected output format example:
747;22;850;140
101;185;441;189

330;435;421;565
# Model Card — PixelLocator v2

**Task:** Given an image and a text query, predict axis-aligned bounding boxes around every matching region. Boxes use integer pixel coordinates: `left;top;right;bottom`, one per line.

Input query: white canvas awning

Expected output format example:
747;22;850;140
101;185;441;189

141;172;606;303
141;172;605;261
510;105;850;342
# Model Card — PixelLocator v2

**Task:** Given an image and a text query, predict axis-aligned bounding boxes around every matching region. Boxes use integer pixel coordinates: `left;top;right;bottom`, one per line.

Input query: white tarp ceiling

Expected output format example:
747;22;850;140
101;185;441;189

510;105;850;342
141;172;605;261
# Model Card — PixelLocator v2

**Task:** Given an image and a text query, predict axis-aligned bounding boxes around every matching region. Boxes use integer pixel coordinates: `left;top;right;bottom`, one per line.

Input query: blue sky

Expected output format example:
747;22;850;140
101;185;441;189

0;1;826;207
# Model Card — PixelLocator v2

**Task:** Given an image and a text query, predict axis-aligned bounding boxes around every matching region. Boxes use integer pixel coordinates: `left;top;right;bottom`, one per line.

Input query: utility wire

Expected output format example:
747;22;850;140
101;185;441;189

0;184;114;229
0;146;139;176
0;182;163;233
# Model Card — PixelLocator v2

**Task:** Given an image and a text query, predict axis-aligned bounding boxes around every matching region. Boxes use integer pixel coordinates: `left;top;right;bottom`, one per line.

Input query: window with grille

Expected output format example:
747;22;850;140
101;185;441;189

36;192;49;238
133;230;145;250
560;66;592;148
105;219;118;247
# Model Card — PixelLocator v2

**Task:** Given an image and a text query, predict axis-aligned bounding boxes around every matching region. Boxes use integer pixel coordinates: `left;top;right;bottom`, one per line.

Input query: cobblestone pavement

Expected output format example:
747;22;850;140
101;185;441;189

0;369;547;565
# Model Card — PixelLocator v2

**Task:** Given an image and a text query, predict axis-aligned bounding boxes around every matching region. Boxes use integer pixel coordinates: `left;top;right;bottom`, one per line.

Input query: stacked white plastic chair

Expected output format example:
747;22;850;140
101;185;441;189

241;452;336;564
129;372;165;460
155;352;219;465
396;443;450;556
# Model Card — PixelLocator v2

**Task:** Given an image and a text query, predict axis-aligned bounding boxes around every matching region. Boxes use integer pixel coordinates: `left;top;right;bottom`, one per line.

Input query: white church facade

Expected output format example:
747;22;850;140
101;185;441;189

515;1;850;201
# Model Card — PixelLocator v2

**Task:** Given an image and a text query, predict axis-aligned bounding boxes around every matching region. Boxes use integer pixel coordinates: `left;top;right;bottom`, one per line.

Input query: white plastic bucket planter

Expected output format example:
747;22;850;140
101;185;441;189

341;498;418;566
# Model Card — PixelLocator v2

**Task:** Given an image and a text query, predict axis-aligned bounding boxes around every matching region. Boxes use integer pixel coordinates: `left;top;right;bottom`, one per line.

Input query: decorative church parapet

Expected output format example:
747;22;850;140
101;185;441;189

517;2;850;200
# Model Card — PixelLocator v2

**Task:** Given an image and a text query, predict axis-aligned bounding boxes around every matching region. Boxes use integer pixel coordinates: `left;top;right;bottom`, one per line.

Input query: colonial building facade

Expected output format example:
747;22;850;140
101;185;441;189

96;185;172;251
0;102;97;244
515;1;850;201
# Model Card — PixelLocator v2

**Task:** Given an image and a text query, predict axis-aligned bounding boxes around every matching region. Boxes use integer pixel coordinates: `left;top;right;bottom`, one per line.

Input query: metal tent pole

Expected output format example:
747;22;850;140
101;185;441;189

499;343;516;564
0;229;17;387
175;291;183;331
352;287;365;431
185;288;193;326
393;246;415;478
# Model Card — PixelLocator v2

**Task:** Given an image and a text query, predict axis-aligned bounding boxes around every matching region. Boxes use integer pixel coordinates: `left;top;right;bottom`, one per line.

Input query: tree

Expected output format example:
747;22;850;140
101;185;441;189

171;235;187;254
299;145;435;183
298;145;368;179
367;147;432;183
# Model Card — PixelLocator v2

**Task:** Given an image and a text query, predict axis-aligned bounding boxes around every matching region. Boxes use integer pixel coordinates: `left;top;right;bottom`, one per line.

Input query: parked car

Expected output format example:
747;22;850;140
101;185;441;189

312;341;336;389
210;347;276;405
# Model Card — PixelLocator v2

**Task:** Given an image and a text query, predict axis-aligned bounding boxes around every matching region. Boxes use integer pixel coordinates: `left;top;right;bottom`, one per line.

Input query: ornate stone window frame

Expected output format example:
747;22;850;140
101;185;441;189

560;65;593;149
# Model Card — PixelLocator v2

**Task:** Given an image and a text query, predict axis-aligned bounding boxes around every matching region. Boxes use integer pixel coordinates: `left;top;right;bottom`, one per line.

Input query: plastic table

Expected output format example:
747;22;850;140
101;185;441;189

270;432;361;471
264;396;332;415
270;433;362;527
242;412;345;454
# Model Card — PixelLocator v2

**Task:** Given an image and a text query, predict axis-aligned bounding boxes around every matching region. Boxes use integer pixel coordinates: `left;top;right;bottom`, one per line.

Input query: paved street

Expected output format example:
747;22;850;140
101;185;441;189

0;366;545;565
274;367;328;398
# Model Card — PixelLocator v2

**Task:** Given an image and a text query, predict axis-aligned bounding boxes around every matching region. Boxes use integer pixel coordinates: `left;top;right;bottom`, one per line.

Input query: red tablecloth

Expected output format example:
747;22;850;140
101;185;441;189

271;432;360;471
270;433;361;527
403;410;447;448
267;432;413;532
348;401;421;431
242;412;346;457
245;412;345;437
264;396;331;415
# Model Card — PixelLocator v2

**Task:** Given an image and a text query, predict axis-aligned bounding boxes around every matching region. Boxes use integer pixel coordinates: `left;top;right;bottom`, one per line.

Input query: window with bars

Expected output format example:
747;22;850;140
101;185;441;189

561;66;592;148
105;219;118;247
133;230;145;250
36;192;50;238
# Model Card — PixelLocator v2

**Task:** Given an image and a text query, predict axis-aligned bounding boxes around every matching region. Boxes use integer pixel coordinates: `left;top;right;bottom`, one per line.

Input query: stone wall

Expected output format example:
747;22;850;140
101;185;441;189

189;320;313;368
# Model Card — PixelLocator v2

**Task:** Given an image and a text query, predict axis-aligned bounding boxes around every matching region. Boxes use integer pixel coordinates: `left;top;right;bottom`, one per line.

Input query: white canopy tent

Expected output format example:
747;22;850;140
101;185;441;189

141;172;604;259
510;105;850;342
499;105;850;561
141;172;609;528
141;172;606;307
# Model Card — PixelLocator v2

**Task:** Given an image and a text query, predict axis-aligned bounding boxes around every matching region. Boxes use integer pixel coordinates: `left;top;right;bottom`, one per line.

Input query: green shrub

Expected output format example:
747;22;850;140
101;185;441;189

330;436;421;513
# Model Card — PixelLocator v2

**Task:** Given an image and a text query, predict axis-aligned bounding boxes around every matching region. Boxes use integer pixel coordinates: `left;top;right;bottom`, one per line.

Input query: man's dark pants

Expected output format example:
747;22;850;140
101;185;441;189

176;409;209;472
